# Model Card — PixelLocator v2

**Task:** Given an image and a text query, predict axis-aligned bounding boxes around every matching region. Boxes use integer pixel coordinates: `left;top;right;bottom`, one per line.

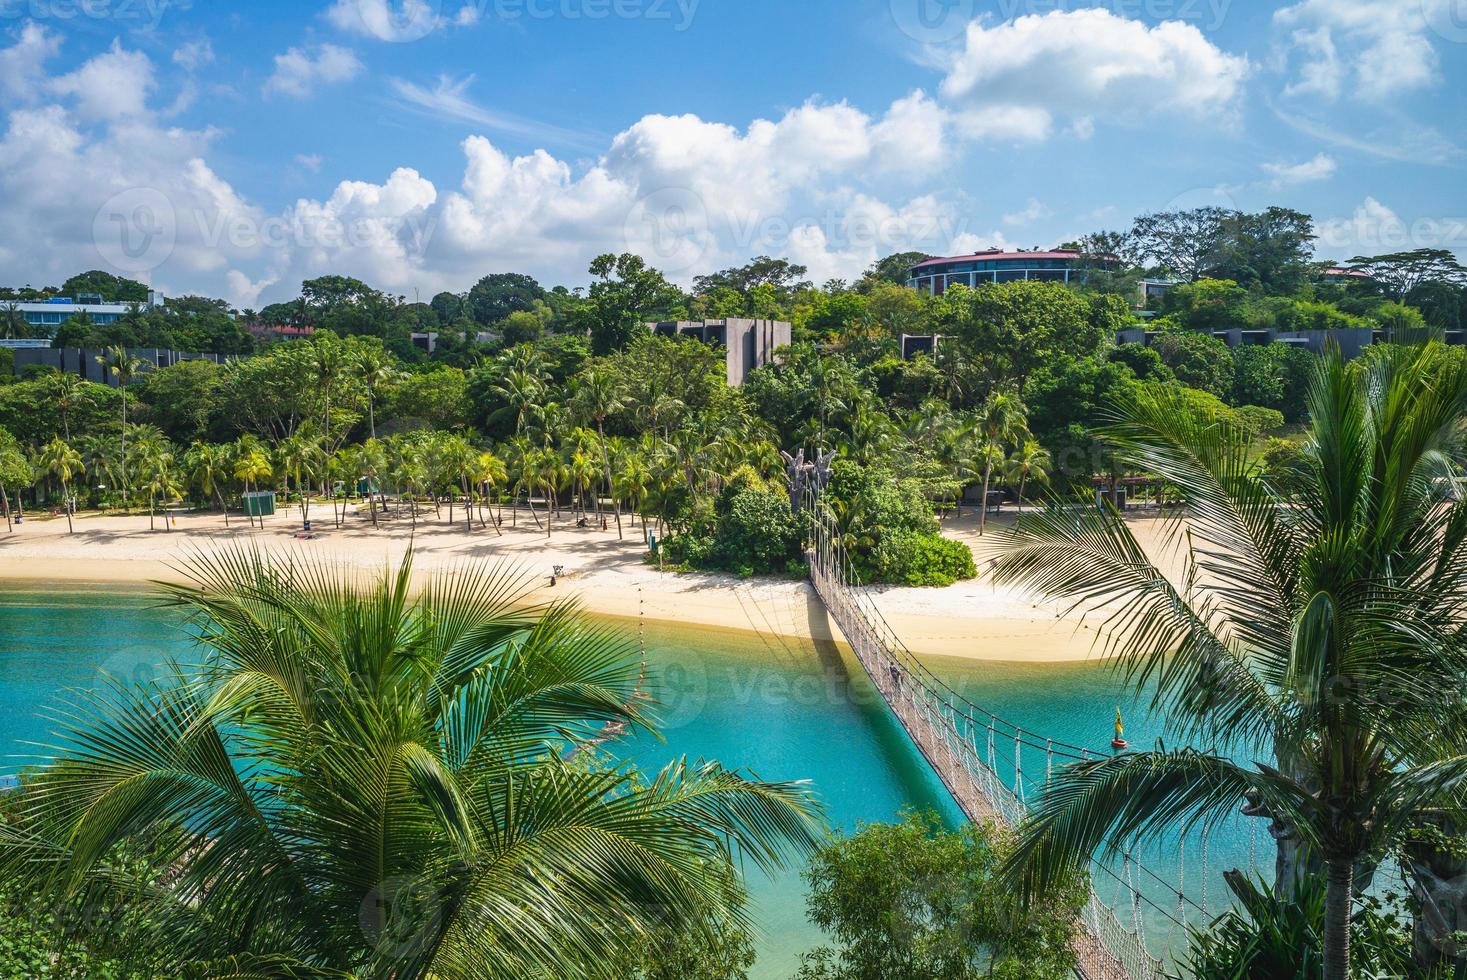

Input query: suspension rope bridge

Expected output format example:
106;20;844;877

796;478;1242;980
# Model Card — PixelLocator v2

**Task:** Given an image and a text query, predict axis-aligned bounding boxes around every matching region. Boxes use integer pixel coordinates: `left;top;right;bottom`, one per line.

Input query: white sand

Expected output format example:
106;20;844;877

0;502;1186;663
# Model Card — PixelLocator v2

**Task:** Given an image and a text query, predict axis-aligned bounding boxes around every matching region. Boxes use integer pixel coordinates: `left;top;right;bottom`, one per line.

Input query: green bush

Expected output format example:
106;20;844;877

870;531;977;587
663;468;803;578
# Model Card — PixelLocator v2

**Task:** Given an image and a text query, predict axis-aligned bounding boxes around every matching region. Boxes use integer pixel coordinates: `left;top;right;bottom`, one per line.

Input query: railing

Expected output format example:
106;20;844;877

801;488;1182;980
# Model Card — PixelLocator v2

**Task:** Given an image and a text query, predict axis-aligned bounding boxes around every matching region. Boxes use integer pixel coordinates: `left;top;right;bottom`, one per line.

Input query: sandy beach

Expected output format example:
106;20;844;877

0;502;1184;663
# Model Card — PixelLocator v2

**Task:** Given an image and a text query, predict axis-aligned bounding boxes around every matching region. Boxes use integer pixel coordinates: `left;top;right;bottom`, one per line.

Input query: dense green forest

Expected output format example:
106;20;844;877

3;206;1465;584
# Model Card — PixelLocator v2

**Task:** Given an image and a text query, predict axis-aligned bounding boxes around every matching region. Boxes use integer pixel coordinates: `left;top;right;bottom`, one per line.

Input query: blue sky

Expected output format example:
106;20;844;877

1;0;1464;306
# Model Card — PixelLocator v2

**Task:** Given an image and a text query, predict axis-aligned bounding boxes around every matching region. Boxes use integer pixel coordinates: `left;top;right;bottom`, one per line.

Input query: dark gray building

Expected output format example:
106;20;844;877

12;347;227;386
1114;326;1464;360
648;319;791;386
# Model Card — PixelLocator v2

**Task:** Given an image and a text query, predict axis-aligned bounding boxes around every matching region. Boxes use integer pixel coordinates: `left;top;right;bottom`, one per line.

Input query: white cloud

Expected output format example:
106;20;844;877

1274;1;1444;102
1002;197;1050;226
172;40;215;73
938;10;1249;141
327;0;470;42
389;75;599;147
1316;197;1467;262
0;22;61;104
1261;152;1336;188
49;40;156;122
0;31;999;304
296;153;325;173
264;44;363;99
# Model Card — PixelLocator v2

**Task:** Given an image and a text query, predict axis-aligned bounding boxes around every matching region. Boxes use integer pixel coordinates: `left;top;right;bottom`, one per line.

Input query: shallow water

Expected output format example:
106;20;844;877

0;585;1253;976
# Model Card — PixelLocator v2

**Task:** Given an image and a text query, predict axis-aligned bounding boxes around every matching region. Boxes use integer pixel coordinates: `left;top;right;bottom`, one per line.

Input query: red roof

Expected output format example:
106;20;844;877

912;250;1083;270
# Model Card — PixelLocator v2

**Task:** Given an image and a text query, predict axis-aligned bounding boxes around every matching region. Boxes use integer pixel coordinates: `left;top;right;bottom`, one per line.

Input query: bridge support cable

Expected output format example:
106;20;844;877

798;485;1186;980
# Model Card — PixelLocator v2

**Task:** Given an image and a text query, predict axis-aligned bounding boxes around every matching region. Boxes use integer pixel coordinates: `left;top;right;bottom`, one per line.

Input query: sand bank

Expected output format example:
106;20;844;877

0;504;1179;663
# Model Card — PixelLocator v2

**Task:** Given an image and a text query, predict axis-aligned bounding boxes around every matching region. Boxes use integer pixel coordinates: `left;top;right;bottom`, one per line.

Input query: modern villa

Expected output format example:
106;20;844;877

906;249;1093;294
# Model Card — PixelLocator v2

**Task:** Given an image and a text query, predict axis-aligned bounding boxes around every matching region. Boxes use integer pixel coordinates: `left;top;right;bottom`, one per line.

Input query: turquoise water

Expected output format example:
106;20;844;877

0;586;1251;976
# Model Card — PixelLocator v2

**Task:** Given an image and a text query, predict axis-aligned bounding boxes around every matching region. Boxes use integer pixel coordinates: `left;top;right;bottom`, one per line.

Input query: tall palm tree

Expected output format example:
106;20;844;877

356;347;399;440
990;345;1467;980
1004;438;1051;514
0;551;824;977
185;441;232;526
474;449;507;534
97;346;145;504
140;445;182;531
37;436;82;533
573;367;628;538
46;371;86;441
277;430;326;525
973;388;1027;534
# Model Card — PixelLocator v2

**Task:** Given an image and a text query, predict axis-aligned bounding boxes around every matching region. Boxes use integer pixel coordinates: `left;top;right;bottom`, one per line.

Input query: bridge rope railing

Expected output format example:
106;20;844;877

799;486;1209;980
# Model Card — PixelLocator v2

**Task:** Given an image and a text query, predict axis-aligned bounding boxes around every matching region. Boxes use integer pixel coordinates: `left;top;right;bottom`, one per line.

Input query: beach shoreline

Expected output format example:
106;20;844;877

0;505;1141;664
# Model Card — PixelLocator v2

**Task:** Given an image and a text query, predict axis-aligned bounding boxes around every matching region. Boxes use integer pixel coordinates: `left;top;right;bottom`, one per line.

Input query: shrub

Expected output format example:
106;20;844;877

870;531;977;587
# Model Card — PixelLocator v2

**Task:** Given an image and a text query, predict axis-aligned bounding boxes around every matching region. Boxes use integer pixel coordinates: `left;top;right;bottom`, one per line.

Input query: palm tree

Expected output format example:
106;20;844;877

990;345;1467;980
573;367;628;537
1004;438;1051;514
356;347;399;440
37;436;82;533
492;367;546;437
96;346;145;504
46;372;86;441
185;441;232;526
140;445;182;531
277;431;326;525
614;451;652;533
973;388;1027;534
0;551;824;977
474;449;507;534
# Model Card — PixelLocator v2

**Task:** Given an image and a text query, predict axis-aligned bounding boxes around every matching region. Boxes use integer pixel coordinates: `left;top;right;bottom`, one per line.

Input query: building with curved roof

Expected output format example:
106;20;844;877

906;249;1089;295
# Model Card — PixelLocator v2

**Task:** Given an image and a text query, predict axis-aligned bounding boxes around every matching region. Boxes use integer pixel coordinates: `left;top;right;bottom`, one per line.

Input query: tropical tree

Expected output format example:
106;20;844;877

139;444;183;531
990;344;1467;980
0;551;825;977
37;436;82;533
184;441;233;526
474;449;507;534
356;345;399;439
0;427;33;531
46;372;86;441
573;367;628;537
277;430;326;524
96;346;145;504
972;389;1028;534
1005;438;1052;514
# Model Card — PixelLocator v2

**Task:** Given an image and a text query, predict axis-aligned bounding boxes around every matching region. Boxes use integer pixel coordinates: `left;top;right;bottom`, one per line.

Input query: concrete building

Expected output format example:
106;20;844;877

12;347;226;385
648;319;791;386
5;292;165;335
1114;326;1465;359
900;334;940;359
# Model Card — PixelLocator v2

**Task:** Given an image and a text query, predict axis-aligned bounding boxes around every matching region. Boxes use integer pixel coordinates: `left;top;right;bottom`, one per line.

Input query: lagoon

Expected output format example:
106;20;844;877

0;584;1248;977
